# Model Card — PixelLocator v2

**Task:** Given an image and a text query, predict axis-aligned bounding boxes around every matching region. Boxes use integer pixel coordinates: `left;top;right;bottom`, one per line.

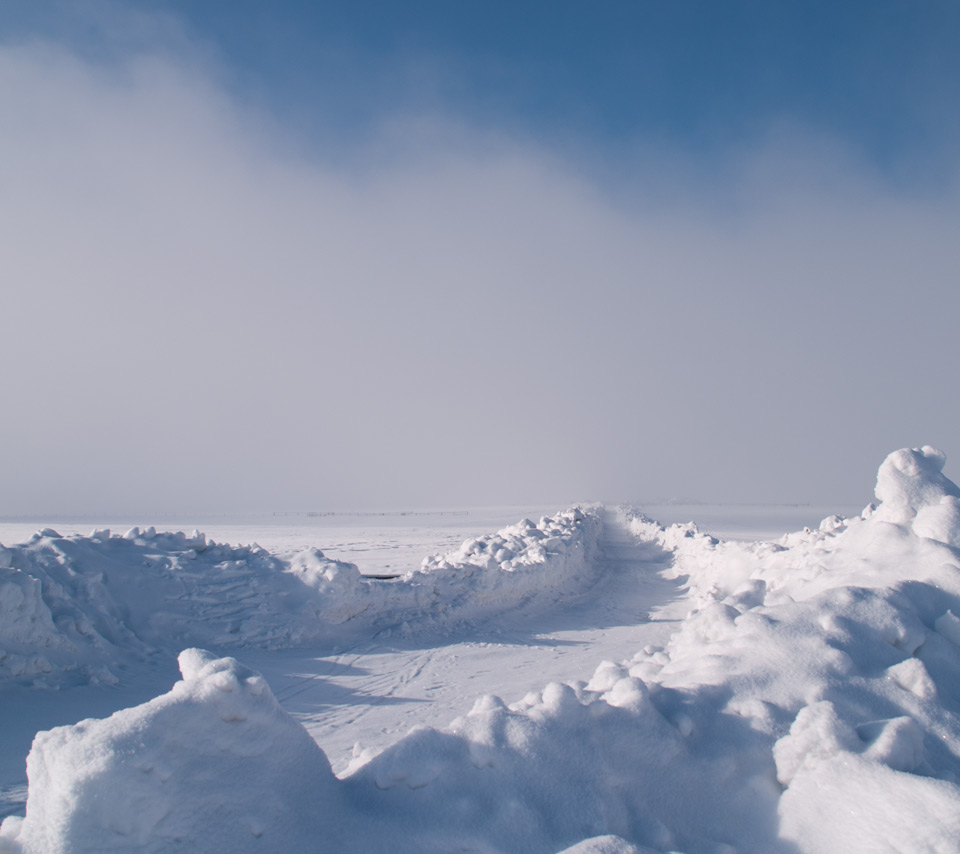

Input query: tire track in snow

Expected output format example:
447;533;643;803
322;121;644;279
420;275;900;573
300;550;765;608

251;508;689;774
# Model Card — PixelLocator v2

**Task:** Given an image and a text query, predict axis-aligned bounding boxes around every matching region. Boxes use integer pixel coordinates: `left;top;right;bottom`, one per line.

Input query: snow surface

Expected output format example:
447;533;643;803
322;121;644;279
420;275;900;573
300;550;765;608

2;446;960;852
0;509;600;689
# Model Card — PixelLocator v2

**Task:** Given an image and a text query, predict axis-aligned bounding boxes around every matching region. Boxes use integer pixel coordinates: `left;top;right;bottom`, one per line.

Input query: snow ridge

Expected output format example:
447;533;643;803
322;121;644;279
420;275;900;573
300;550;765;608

0;509;602;688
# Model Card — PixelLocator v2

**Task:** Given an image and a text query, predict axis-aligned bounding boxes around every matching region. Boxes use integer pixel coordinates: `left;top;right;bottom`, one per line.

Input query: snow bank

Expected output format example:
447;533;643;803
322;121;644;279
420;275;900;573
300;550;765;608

1;650;342;853
618;445;960;851
1;646;782;853
0;509;601;688
410;508;604;626
0;527;360;687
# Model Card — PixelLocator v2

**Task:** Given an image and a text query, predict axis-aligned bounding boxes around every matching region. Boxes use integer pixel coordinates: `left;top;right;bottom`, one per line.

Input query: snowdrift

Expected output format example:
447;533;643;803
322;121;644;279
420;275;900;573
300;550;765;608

622;445;960;851
1;650;342;853
0;509;601;688
3;447;960;852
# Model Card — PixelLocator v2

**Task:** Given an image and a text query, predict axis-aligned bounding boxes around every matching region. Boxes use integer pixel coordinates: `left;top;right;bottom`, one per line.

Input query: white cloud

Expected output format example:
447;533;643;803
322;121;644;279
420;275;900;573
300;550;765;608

1;40;958;514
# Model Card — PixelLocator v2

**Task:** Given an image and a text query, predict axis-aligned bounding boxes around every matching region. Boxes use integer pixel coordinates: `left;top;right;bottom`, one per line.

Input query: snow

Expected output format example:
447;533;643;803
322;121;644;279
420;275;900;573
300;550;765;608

0;508;600;689
2;446;960;852
2;650;341;854
875;445;960;528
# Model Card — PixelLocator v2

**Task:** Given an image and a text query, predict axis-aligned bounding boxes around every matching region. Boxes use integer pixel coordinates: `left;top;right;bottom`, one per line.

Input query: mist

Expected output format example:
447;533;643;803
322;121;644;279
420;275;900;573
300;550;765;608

2;39;959;515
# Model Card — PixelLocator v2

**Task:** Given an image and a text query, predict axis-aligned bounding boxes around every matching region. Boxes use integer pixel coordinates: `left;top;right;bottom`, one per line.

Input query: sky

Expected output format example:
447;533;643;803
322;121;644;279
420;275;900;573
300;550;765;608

1;0;959;516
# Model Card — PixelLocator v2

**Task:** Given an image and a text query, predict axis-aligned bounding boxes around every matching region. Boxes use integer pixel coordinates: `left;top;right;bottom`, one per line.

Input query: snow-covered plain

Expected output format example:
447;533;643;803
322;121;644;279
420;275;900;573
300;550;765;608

2;448;960;852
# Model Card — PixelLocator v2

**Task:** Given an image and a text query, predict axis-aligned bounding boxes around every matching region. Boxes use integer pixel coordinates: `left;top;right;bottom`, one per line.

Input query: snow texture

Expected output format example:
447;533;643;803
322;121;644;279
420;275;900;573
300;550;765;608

1;650;341;853
0;509;601;688
3;447;960;852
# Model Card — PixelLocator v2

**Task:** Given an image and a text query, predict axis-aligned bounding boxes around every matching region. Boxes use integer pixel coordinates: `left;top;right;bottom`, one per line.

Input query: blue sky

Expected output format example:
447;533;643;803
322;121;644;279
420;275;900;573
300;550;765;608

7;0;960;180
1;2;959;514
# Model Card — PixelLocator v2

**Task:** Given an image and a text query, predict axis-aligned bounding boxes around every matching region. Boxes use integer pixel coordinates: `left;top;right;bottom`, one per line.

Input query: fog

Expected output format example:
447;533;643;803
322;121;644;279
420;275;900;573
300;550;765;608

2;41;959;515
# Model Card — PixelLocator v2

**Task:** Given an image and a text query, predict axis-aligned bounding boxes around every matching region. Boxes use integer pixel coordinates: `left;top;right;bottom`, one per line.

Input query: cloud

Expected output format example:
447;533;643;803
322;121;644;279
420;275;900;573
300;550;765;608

1;38;959;515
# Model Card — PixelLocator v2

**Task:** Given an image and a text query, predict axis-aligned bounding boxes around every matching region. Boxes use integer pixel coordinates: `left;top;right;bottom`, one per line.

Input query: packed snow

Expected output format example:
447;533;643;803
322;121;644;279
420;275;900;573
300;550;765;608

2;446;960;852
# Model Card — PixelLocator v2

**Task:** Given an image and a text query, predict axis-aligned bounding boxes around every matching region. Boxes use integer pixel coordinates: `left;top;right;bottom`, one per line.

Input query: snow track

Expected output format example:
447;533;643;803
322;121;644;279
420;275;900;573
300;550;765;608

1;505;677;805
246;508;686;772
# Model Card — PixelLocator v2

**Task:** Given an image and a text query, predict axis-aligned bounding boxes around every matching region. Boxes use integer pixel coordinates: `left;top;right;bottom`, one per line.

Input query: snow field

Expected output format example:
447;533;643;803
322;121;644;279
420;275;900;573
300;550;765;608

2;447;960;852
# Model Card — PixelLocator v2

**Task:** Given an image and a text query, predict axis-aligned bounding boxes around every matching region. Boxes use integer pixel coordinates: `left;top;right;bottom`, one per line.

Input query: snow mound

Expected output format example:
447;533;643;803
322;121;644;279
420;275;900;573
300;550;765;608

1;650;341;853
556;838;657;854
875;445;960;546
615;445;960;851
0;508;602;688
411;508;603;623
876;445;960;518
1;648;780;853
0;528;362;687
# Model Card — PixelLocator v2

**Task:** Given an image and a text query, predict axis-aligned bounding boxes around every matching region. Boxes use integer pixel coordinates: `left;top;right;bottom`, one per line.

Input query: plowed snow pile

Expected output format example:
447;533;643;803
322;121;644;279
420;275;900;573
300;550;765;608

2;448;960;853
0;509;600;688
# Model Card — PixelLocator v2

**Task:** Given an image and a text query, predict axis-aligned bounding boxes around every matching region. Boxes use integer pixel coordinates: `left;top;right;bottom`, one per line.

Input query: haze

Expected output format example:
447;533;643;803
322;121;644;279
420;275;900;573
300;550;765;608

2;2;959;516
